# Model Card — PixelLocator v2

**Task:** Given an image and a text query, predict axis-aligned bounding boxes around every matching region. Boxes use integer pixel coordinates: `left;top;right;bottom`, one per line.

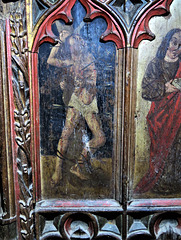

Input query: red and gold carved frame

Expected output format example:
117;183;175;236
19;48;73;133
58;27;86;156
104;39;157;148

4;0;181;239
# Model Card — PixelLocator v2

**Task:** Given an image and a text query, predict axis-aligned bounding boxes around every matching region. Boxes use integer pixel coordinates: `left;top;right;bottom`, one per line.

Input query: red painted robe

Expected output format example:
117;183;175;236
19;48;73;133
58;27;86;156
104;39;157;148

134;62;181;194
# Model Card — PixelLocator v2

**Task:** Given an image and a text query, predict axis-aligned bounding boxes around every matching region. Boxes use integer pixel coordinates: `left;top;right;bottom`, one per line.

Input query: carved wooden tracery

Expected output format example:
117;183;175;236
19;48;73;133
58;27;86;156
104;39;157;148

6;11;33;239
1;0;181;239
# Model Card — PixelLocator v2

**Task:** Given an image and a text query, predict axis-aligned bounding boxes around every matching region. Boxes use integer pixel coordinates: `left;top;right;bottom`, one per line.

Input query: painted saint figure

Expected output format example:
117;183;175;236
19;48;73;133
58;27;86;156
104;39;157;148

47;29;106;183
135;28;181;194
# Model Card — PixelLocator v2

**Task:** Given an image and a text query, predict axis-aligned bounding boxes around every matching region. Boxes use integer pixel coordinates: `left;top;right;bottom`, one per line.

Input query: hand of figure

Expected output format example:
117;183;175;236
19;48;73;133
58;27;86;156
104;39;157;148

60;81;65;90
54;39;62;45
165;80;179;93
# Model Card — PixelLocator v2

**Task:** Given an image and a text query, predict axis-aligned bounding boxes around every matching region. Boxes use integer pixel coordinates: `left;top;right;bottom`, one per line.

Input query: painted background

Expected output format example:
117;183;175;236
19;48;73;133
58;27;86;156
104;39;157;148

134;0;181;198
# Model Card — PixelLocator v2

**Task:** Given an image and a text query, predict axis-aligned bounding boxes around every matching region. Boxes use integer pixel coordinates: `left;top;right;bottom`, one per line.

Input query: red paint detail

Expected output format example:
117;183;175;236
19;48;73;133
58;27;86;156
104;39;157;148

6;18;20;236
129;199;181;208
153;214;181;236
64;217;72;235
134;64;181;194
28;53;36;203
32;0;125;52
37;199;121;208
80;0;125;48
31;53;41;201
32;0;76;52
131;0;174;48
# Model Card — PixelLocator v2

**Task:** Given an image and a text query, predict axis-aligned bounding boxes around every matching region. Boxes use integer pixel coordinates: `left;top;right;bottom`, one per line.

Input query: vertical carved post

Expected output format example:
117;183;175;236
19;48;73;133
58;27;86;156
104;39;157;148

0;18;16;223
8;12;33;239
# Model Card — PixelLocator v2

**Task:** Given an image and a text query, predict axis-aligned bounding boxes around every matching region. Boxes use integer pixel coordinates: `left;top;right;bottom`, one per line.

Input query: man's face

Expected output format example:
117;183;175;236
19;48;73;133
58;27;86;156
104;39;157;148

166;32;181;60
69;34;85;56
59;30;70;42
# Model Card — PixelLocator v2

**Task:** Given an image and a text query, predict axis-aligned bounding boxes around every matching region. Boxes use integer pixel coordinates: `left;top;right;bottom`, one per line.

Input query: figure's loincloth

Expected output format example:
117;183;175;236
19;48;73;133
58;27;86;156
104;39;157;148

68;93;98;117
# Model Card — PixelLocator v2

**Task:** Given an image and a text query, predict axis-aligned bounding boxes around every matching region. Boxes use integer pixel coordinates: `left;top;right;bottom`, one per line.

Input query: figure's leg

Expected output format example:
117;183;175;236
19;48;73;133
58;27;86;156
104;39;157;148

70;112;106;179
52;107;81;183
82;112;106;157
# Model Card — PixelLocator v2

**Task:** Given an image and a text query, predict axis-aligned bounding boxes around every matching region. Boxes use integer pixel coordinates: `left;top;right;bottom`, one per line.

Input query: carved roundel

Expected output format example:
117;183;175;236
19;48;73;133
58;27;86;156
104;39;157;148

149;212;181;238
58;213;99;239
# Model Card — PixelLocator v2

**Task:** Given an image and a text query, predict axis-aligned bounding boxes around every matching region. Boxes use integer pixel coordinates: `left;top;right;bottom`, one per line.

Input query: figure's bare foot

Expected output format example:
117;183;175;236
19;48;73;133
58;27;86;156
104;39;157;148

70;164;89;180
51;170;62;185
